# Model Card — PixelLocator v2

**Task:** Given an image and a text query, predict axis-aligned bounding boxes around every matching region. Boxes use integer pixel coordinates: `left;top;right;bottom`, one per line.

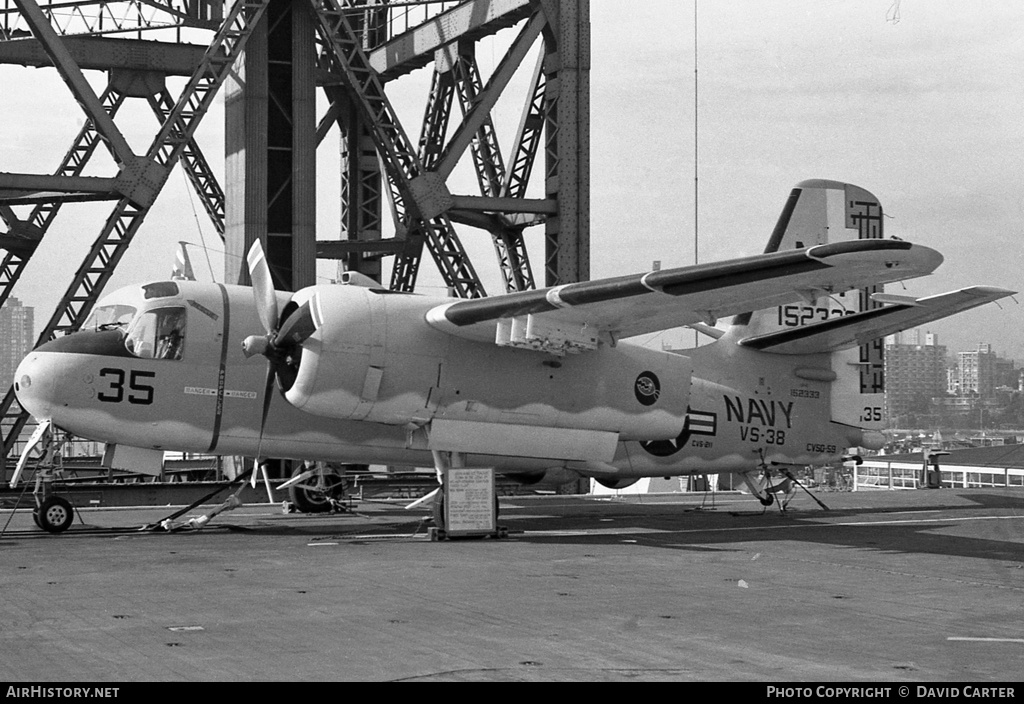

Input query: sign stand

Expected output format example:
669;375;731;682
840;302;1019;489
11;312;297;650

431;467;507;541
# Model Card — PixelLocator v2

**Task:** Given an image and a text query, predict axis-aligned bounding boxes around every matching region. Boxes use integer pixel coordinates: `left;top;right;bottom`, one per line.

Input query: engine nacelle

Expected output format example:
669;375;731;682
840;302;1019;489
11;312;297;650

595;477;640;490
507;467;584;489
285;285;694;446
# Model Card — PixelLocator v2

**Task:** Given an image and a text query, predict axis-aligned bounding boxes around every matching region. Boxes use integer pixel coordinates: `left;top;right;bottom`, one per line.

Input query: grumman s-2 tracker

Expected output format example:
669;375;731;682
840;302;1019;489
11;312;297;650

12;180;1014;532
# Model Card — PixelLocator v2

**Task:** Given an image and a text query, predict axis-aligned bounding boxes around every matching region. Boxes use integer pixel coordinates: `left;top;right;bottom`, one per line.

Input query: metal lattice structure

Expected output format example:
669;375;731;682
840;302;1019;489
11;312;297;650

0;0;590;471
0;0;272;467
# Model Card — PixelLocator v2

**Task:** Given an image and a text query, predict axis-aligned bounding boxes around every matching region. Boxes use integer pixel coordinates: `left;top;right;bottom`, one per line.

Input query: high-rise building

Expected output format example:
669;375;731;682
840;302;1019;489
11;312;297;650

884;329;947;421
994;356;1018;391
0;297;34;390
958;343;998;398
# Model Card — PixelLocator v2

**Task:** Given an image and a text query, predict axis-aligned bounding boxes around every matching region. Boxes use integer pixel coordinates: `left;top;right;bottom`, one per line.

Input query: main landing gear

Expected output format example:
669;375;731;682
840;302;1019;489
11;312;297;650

740;452;830;514
282;462;352;514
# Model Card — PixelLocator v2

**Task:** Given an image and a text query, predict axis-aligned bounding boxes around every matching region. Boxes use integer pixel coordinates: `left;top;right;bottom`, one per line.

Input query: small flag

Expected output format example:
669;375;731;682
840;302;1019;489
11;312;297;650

686;409;717;436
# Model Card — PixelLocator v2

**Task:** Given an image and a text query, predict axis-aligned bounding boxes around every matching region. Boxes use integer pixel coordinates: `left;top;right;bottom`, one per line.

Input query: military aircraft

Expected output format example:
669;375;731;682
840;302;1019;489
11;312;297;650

12;180;1014;531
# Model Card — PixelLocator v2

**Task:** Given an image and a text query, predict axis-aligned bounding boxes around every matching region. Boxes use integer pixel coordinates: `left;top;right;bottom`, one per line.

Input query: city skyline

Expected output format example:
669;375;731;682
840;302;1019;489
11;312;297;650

0;296;33;390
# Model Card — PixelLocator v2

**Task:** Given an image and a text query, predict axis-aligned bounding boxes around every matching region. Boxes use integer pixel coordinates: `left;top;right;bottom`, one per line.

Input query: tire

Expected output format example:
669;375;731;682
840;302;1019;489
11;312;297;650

287;465;345;514
35;496;74;533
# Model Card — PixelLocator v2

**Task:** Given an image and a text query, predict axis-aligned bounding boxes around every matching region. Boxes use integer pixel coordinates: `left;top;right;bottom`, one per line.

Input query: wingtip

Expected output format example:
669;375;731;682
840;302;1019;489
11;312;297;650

969;285;1017;298
914;243;945;273
806;239;944;276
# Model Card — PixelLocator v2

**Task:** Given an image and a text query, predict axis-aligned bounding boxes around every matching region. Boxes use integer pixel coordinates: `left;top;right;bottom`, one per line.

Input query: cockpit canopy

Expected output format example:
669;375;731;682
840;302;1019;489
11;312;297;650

125;307;186;360
84;303;136;330
84;282;186;361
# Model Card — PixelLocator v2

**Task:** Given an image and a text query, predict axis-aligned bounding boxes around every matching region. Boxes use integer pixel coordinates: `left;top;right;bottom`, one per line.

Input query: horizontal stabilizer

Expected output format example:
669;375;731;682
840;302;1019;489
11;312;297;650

738;286;1016;355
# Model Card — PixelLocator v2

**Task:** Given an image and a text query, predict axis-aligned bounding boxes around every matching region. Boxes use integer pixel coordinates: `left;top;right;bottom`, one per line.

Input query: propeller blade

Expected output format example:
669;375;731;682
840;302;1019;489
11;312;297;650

259;363;275;436
246;240;279;335
252;361;275;477
272;299;318;348
404;487;439;511
277;467;318;492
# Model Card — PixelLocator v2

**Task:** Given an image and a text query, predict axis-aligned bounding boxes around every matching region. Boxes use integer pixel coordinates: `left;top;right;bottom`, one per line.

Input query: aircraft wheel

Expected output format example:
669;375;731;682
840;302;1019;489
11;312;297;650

758;494;775;507
287;465;345;514
35;496;74;533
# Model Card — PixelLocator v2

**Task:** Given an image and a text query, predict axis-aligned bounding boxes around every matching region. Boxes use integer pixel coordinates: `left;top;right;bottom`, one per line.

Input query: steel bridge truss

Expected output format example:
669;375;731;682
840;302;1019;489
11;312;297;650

0;0;268;466
0;0;589;470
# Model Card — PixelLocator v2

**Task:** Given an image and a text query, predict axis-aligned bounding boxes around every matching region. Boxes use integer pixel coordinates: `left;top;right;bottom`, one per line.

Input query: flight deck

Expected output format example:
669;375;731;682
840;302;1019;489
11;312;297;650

1;488;1022;682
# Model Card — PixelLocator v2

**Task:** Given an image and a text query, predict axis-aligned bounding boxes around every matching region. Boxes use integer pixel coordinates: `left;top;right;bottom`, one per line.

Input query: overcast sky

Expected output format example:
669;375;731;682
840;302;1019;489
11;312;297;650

2;1;1022;356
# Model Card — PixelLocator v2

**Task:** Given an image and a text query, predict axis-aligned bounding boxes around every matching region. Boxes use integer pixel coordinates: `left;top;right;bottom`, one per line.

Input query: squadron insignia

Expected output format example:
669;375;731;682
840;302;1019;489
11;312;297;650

634;372;661;406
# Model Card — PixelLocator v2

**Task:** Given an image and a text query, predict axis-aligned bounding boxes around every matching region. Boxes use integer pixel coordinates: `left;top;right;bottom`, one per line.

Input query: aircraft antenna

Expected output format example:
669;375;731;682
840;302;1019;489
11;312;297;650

693;0;699;346
694;0;699;267
179;166;218;282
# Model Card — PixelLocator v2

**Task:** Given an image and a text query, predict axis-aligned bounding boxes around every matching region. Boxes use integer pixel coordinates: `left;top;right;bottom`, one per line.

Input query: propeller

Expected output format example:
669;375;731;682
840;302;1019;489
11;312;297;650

241;240;320;480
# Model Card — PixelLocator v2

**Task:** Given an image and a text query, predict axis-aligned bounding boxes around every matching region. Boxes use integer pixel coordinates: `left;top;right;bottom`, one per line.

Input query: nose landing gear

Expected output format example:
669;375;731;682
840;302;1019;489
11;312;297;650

10;419;78;533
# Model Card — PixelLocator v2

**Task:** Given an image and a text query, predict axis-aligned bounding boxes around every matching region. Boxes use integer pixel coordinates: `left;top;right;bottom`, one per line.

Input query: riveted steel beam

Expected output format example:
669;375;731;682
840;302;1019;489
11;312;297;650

310;0;484;298
13;0;137;168
0;35;210;74
367;0;530;80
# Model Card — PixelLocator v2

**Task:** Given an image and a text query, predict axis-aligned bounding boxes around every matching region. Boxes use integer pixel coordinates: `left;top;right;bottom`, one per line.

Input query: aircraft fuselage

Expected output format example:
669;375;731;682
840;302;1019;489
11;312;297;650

15;279;857;481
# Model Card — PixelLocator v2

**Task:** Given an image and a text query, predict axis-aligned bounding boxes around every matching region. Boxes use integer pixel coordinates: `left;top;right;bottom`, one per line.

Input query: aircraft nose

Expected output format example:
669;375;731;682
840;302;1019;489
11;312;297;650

14;351;57;420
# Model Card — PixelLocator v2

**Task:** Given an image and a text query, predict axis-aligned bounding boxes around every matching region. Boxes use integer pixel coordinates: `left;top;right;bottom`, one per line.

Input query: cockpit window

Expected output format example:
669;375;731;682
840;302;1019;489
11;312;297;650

125;307;186;361
143;282;180;300
84;304;137;331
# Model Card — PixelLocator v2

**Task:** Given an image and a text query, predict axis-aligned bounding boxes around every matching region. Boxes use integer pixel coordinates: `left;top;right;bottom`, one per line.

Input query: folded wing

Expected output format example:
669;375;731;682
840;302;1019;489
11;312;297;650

737;286;1016;355
426;239;943;354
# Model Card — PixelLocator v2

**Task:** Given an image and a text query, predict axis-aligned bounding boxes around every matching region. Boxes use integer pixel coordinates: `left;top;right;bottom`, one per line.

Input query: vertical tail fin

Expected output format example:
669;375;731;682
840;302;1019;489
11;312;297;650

728;180;887;435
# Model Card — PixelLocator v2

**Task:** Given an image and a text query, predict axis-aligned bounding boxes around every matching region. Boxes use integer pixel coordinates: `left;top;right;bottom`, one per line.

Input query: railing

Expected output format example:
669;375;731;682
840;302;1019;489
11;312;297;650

853;461;1024;490
365;0;462;41
853;463;919;490
0;0;470;42
0;0;223;41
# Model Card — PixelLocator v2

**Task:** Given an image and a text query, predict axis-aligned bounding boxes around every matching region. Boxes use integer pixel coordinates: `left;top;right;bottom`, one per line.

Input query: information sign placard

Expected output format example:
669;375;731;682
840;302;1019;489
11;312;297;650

444;467;496;536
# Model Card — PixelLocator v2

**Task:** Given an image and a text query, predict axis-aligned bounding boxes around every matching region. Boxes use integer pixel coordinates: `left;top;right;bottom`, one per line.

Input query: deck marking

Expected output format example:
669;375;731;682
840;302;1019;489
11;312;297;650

526;528;670;537
658;513;1024;535
519;513;1024;539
